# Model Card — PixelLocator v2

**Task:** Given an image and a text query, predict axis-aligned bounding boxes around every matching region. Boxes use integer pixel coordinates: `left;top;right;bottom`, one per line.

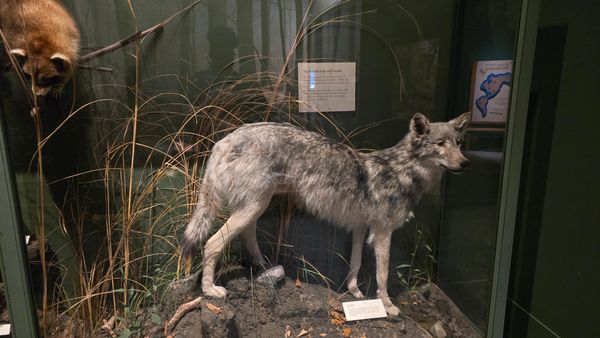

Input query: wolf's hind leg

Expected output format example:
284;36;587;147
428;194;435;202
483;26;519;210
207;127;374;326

242;221;267;267
347;227;367;298
201;201;269;298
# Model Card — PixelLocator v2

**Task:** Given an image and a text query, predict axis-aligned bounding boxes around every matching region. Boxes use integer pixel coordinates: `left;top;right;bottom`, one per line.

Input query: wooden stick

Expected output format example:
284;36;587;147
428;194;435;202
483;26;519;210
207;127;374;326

164;296;204;336
79;0;204;63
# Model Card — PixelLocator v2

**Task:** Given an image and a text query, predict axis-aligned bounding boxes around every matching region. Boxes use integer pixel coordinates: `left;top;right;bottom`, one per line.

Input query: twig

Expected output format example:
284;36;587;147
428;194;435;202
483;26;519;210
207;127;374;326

77;64;114;72
79;31;141;63
79;0;204;63
164;296;204;336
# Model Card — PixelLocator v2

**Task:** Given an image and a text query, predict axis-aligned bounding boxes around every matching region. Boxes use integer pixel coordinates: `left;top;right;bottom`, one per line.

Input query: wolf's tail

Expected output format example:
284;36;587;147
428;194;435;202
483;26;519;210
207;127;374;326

181;185;218;259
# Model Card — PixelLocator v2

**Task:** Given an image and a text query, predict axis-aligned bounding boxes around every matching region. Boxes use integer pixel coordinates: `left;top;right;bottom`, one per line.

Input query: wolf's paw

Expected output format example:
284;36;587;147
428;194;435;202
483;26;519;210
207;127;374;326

378;291;401;316
385;304;401;316
203;284;227;298
349;287;365;299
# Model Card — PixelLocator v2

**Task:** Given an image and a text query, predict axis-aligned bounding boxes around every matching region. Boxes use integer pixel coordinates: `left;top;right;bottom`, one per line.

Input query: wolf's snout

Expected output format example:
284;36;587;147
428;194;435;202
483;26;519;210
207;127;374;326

460;159;470;169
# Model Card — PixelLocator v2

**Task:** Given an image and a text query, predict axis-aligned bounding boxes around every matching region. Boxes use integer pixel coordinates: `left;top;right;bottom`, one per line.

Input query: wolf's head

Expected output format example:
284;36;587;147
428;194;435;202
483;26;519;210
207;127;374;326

409;112;471;174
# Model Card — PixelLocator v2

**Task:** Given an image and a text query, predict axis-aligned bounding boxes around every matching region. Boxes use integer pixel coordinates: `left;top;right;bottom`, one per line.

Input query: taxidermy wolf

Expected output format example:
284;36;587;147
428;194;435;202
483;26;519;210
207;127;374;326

182;112;471;315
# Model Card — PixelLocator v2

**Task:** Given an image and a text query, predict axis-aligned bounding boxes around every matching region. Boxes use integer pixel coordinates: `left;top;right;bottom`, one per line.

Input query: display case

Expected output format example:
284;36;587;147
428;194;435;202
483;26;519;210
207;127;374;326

0;0;539;336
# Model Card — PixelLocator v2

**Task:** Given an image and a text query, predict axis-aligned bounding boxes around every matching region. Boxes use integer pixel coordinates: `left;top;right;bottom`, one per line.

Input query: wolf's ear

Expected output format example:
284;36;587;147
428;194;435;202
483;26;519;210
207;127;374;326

9;49;27;66
50;53;72;73
450;112;471;135
410;113;431;137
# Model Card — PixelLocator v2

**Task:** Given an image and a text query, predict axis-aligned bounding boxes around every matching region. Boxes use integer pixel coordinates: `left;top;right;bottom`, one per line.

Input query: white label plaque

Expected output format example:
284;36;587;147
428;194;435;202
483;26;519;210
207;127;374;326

0;324;10;336
342;299;387;321
298;62;356;112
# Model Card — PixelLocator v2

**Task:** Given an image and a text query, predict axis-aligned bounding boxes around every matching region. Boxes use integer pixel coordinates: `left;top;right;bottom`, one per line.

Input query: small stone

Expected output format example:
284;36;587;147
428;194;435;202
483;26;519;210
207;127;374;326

430;321;447;338
256;265;285;285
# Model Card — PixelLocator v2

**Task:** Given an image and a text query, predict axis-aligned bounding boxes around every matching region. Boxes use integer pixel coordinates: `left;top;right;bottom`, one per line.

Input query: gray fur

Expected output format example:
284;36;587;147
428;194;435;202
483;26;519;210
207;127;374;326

181;112;471;315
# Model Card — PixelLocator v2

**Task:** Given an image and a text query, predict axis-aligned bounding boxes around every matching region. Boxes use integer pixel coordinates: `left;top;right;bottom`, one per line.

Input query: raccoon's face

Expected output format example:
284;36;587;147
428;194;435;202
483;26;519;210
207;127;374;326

410;112;472;174
9;48;72;96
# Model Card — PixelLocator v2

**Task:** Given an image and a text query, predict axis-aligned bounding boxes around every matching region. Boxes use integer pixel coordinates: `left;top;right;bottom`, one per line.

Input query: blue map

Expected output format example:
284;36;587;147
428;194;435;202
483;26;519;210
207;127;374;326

475;72;512;117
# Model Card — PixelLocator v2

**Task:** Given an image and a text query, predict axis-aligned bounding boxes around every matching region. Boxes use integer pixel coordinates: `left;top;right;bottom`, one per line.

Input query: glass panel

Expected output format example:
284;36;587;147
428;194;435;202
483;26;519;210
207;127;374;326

505;0;600;337
436;0;522;333
0;0;515;335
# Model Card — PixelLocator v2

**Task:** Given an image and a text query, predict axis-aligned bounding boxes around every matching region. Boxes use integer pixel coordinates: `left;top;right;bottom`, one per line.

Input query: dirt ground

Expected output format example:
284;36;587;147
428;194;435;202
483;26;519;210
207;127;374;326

0;264;482;337
133;265;482;338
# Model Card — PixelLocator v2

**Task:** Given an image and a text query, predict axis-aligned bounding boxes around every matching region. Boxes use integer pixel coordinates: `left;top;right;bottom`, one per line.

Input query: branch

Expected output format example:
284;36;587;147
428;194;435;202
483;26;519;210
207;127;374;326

164;296;204;335
79;0;203;63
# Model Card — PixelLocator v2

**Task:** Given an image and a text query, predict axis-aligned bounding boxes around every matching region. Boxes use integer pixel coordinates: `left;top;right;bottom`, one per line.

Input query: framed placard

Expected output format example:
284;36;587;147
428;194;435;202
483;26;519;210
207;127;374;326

470;60;513;123
298;62;356;112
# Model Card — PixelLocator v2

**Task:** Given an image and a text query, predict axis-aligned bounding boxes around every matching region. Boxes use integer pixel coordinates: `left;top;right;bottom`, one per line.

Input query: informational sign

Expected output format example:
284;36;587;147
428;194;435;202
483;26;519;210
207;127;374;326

298;62;356;112
470;60;513;123
342;299;387;321
0;324;10;336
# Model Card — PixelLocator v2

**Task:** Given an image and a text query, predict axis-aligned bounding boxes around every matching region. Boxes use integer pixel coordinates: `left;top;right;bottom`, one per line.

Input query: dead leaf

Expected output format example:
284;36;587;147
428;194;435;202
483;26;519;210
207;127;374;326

360;332;367;338
327;297;343;312
101;315;116;337
295;278;302;288
330;310;346;326
342;328;352;337
285;325;292;338
297;328;309;337
319;333;327;337
101;315;115;329
206;303;223;314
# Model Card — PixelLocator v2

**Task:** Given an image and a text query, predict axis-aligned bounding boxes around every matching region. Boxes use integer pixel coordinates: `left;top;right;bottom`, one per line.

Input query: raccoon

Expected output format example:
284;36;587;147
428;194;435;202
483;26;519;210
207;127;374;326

0;0;80;96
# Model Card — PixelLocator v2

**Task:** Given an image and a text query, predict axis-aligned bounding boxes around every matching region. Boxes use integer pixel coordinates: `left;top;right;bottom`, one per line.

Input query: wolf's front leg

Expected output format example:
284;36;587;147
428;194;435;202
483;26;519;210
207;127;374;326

373;228;401;316
242;221;267;267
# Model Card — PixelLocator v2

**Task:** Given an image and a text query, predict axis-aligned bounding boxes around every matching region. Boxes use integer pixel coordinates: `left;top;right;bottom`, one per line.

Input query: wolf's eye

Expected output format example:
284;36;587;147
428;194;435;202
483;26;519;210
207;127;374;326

456;138;462;146
437;140;445;146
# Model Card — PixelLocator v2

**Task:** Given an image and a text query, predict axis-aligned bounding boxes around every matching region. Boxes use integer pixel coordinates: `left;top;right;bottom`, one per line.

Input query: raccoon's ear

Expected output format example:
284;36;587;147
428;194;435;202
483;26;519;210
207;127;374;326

9;49;28;66
50;53;72;73
410;113;431;137
450;111;471;134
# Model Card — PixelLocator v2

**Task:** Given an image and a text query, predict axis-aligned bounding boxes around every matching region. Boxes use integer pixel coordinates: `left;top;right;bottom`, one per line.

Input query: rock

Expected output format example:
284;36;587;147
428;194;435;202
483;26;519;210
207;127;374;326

201;308;238;337
430;320;447;338
256;264;285;285
172;311;203;338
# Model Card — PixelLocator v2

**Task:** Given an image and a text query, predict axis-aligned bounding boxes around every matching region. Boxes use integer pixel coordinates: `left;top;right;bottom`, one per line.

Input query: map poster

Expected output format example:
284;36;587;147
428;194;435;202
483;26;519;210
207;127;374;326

470;60;513;123
298;62;356;112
